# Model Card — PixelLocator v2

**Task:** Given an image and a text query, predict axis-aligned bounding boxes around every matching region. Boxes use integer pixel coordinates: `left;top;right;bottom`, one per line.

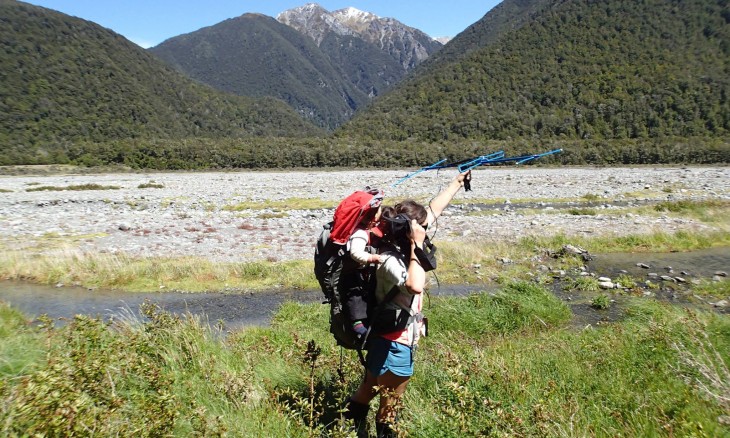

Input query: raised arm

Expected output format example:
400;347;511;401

404;220;427;295
427;171;470;223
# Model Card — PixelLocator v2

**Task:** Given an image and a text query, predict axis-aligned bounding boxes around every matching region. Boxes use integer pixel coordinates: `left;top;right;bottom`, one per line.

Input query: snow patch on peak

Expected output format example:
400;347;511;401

277;3;327;20
335;6;379;21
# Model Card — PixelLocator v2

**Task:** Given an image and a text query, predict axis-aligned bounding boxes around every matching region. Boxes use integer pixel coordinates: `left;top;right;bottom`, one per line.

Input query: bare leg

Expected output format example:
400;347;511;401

375;371;410;423
351;369;378;405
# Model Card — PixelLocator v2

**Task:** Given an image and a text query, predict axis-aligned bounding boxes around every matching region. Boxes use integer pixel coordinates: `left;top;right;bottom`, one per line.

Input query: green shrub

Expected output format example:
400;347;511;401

591;294;611;309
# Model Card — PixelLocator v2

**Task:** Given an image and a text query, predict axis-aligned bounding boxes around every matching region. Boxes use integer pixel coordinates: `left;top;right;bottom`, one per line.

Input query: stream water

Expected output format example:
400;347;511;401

0;282;324;331
0;281;483;331
1;248;727;330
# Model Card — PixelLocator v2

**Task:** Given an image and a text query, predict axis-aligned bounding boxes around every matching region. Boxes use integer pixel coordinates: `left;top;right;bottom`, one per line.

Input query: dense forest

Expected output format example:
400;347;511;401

27;136;726;170
341;0;729;143
1;0;729;168
149;14;369;131
0;2;323;165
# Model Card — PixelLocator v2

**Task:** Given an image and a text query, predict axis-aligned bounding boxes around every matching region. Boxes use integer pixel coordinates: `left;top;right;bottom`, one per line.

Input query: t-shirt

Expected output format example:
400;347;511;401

375;250;424;346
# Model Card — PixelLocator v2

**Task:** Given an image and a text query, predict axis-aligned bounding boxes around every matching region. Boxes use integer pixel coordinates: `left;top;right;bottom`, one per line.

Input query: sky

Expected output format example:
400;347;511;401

24;1;502;48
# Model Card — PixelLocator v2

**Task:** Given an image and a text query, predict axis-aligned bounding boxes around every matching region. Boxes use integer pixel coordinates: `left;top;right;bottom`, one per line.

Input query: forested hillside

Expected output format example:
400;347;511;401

1;0;728;169
340;0;729;161
149;13;369;131
0;2;322;165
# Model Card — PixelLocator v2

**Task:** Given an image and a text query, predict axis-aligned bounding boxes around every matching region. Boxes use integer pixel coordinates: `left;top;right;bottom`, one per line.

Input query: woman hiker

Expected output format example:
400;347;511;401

343;171;469;437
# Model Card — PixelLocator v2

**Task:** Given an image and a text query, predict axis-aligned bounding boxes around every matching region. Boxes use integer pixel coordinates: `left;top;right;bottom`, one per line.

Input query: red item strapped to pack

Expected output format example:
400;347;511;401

329;188;383;244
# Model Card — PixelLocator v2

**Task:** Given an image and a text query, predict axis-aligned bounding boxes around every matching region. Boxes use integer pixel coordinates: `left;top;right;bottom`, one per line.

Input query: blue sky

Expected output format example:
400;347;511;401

24;1;502;48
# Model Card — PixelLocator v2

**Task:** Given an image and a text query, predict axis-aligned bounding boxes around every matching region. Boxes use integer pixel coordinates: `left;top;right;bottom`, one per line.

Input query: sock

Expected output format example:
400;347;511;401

343;399;369;423
352;321;367;335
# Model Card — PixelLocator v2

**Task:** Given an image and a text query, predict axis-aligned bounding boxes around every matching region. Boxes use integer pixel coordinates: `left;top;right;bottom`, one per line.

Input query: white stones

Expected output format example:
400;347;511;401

1;167;728;264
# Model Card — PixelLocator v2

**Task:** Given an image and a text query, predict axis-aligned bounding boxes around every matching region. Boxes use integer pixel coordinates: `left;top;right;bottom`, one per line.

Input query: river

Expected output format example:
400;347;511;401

1;248;727;330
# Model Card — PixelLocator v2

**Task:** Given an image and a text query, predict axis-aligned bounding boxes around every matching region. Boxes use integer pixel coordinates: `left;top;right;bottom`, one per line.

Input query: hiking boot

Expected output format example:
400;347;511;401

343;399;369;433
375;421;396;438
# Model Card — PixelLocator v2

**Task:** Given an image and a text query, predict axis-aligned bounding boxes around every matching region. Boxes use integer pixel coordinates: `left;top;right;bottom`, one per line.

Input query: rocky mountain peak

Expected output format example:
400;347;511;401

330;6;379;32
277;3;442;69
277;3;355;45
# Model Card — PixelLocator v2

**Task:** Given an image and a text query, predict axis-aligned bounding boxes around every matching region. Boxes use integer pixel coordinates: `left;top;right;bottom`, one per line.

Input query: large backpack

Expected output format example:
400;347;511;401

314;189;383;350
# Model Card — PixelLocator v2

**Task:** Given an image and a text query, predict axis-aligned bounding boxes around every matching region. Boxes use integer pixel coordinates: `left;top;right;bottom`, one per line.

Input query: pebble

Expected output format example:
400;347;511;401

599;281;614;289
1;167;727;263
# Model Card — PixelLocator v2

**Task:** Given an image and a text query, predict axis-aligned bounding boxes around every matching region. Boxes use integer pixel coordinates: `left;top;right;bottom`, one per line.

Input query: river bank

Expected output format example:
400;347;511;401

1;166;728;263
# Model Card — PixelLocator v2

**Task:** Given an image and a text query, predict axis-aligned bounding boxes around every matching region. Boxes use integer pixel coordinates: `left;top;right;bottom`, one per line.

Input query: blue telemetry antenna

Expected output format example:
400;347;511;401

391;148;562;187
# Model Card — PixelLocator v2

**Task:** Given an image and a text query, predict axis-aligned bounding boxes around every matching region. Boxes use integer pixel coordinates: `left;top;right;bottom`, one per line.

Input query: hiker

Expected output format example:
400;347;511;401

344;171;469;437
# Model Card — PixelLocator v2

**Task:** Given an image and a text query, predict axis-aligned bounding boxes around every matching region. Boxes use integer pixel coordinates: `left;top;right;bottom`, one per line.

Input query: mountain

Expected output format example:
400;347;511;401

340;0;729;149
278;4;442;70
149;4;443;130
423;0;553;67
149;13;368;130
0;1;322;165
278;4;442;97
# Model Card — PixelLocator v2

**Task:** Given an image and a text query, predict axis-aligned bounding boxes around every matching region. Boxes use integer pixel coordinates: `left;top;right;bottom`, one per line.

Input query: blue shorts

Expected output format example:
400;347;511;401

366;336;414;377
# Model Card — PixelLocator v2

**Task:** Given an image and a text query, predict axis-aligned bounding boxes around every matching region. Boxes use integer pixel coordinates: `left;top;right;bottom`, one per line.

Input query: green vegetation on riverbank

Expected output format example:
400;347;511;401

1;282;728;436
1;229;729;294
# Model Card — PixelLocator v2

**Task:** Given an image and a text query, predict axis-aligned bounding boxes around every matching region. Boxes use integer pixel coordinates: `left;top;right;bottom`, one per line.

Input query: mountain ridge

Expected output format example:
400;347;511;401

340;0;729;149
149;13;367;130
0;1;322;164
149;3;443;130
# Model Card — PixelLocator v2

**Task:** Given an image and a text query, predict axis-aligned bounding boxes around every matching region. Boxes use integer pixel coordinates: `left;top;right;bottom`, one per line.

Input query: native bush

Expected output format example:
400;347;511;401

0;314;180;436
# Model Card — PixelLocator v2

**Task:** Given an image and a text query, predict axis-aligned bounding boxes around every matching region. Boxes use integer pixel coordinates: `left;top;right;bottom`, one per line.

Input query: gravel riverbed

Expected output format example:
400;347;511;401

1;166;728;263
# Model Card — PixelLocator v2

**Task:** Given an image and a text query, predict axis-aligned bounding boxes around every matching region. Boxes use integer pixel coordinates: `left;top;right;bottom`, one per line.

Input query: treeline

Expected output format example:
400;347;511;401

3;137;727;170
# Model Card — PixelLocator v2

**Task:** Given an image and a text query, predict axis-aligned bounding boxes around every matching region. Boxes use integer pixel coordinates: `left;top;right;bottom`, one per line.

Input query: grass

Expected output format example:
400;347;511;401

651;199;730;224
1;284;728;436
691;279;730;298
2;228;729;293
0;248;316;292
25;183;120;192
567;207;597;216
591;294;612;309
566;276;601;292
519;230;730;254
138;181;165;189
222;197;336;212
